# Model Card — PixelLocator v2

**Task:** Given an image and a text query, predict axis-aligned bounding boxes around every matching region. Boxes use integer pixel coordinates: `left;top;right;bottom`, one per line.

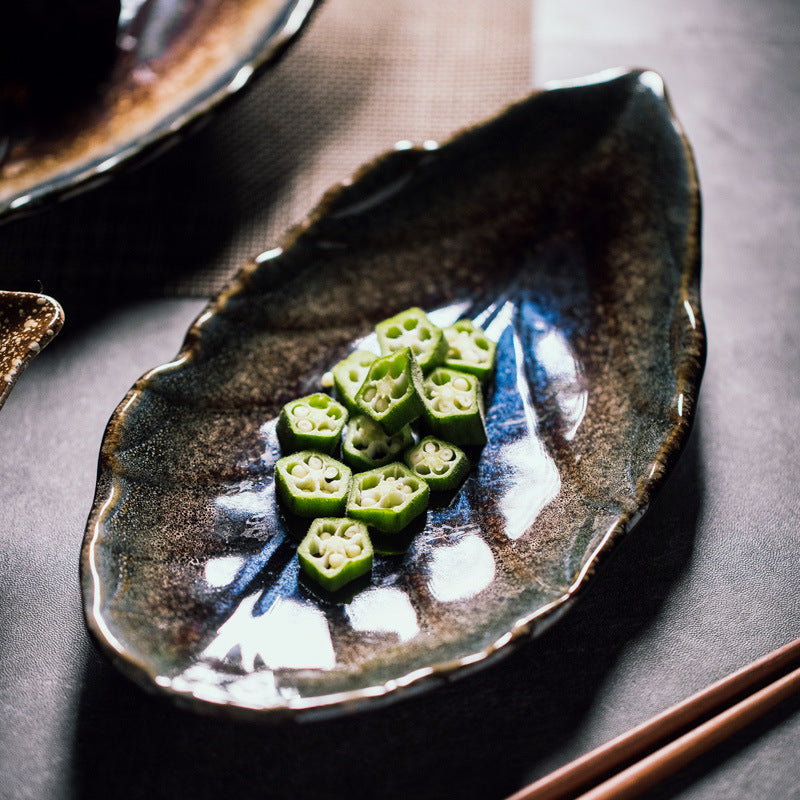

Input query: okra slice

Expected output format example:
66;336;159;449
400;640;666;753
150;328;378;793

404;436;470;491
342;414;414;472
297;517;373;592
275;451;351;517
347;462;430;533
331;349;377;414
421;367;487;446
375;307;447;373
355;348;424;434
443;319;497;381
276;393;348;454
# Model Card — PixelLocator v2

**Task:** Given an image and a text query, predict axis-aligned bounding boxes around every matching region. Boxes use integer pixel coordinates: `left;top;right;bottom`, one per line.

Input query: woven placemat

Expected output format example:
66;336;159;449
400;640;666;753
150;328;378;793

1;0;531;304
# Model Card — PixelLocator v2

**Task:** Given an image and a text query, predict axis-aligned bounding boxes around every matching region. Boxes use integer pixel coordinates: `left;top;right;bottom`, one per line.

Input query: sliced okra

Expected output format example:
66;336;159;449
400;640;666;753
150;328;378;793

276;393;348;454
375;307;447;373
331;349;378;414
443;319;497;381
297;517;373;592
421;367;487;446
342;414;414;472
275;451;351;517
355;347;424;434
404;436;470;491
347;462;430;533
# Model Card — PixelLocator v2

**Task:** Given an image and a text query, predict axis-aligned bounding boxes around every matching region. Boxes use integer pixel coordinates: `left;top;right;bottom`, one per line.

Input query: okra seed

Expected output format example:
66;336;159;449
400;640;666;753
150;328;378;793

291;464;308;478
453;377;470;391
423;441;437;453
345;544;361;558
308;455;323;470
297;419;314;432
380;489;404;508
374;396;389;413
328;553;345;569
360;490;379;506
441;448;453;460
293;405;309;417
294;476;316;491
324;466;339;480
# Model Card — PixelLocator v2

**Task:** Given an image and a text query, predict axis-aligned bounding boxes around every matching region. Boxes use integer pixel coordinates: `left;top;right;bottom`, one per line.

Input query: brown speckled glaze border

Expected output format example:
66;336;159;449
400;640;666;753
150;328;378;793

81;68;706;721
0;0;320;223
0;291;64;412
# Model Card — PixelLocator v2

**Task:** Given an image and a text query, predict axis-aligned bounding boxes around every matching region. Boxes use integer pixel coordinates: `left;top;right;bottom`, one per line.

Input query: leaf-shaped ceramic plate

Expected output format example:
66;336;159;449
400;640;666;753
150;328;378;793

81;68;706;720
0;0;318;222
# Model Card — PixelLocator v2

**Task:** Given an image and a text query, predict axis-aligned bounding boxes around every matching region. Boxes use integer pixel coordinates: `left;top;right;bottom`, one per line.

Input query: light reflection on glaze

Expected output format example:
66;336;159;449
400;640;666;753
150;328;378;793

203;592;335;671
215;486;272;519
479;311;561;540
346;587;419;642
495;437;561;540
426;532;495;602
528;311;587;440
204;555;247;588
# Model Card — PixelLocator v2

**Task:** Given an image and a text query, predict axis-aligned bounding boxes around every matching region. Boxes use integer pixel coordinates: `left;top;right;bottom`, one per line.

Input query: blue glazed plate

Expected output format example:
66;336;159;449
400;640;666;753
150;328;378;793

0;0;319;222
81;68;706;720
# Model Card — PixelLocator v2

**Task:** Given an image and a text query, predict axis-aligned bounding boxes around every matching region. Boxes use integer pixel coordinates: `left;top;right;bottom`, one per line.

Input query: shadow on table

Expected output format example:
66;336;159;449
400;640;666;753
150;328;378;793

69;422;705;800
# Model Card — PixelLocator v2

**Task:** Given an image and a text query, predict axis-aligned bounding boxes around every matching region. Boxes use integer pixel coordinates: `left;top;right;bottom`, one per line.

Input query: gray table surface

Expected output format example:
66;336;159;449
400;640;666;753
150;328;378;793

1;1;799;798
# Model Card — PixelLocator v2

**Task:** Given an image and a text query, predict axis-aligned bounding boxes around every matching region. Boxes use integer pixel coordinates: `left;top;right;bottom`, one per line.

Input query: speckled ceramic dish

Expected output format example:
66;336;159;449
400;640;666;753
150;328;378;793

81;68;706;720
0;0;319;223
0;291;64;412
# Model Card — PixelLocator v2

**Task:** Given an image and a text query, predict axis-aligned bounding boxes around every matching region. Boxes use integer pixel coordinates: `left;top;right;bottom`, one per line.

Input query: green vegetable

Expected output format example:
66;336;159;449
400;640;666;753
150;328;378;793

276;393;348;454
375;307;447;373
404;436;470;491
347;462;430;533
342;414;414;472
443;319;497;381
421;367;487;446
297;517;373;592
275;451;351;517
355;348;425;434
331;349;378;414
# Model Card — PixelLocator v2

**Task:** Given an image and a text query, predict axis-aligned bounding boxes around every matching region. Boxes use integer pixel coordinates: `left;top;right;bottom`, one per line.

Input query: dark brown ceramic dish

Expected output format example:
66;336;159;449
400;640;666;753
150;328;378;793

81;68;706;720
0;291;64;412
0;0;319;222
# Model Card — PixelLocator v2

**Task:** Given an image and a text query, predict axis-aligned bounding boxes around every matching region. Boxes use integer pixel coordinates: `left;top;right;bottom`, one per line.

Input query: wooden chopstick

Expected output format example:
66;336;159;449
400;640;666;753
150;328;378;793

506;637;800;800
